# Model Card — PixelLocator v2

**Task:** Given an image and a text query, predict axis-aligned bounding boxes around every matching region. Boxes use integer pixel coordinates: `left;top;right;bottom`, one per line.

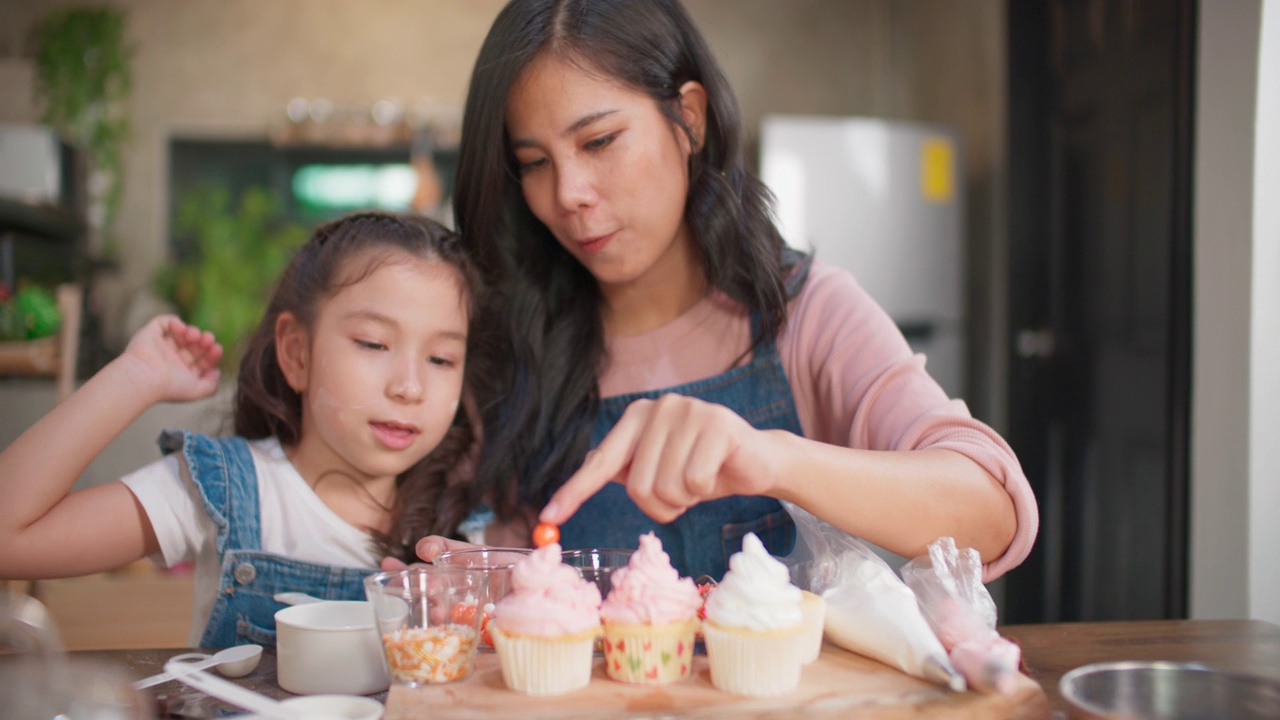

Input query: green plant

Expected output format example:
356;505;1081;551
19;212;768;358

0;282;61;341
155;185;308;369
33;7;133;248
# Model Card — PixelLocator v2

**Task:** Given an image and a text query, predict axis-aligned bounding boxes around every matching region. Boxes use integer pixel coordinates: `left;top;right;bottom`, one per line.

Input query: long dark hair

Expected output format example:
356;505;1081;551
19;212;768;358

233;211;483;562
453;0;810;520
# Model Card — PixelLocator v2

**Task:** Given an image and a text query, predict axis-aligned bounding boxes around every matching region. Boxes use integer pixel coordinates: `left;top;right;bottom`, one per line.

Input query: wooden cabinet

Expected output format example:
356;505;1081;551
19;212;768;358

30;562;194;651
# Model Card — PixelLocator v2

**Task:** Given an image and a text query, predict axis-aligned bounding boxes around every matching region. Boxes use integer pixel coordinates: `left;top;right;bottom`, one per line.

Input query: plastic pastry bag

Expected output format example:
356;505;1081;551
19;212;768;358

779;501;964;691
900;536;1021;695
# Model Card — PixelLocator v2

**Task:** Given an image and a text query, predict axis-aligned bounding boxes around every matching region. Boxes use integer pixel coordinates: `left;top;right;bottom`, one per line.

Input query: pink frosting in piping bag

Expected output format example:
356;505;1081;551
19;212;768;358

492;543;602;637
600;532;702;625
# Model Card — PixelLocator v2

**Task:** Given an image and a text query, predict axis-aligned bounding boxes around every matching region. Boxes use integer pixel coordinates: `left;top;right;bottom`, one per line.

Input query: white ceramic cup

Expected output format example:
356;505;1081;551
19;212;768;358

275;600;389;696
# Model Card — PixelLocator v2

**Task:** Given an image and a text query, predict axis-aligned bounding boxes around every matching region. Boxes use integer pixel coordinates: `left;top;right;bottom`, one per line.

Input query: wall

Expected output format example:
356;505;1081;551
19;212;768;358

0;0;1007;420
1192;0;1280;623
1249;0;1280;625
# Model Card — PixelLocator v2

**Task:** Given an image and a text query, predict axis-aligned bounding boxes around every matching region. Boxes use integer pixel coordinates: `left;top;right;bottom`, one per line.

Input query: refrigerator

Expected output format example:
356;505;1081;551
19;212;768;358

759;115;966;399
759;115;967;571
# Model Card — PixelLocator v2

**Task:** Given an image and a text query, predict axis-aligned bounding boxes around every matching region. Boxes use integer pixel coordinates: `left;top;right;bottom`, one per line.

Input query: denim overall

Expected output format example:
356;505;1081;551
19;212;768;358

159;431;374;648
557;316;802;582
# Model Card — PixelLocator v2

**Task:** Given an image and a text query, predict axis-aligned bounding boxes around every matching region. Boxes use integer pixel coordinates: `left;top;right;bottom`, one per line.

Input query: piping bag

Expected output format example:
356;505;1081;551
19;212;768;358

778;501;965;691
900;537;1022;694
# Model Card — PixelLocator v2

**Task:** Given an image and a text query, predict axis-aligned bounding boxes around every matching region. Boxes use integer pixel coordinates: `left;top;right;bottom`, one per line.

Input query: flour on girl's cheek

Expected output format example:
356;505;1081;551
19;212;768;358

312;387;375;412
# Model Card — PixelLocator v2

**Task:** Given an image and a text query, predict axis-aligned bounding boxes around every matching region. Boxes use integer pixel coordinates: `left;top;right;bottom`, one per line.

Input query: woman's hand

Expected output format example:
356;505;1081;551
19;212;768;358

119;315;223;404
539;394;787;525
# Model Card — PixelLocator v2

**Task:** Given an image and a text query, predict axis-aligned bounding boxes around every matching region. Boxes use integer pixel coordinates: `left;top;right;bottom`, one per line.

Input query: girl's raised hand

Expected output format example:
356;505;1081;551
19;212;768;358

120;315;223;403
539;394;786;526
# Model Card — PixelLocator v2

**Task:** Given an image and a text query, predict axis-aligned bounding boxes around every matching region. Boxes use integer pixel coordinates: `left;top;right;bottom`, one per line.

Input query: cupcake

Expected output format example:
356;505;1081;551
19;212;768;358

599;532;702;684
702;532;805;696
797;590;827;664
489;543;602;696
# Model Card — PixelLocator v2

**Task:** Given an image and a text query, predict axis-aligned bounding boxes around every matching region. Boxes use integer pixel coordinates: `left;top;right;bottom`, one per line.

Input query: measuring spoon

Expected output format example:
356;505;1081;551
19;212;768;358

165;661;375;720
133;643;263;689
165;661;304;719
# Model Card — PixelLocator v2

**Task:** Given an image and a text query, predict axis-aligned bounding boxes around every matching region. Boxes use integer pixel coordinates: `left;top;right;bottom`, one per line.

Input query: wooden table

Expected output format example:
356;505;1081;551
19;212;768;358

383;642;1051;719
1001;619;1280;717
63;619;1280;718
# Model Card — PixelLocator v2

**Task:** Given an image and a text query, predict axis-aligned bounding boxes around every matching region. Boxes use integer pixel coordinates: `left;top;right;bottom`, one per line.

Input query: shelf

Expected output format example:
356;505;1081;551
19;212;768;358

0;284;82;398
0;195;84;243
0;336;58;375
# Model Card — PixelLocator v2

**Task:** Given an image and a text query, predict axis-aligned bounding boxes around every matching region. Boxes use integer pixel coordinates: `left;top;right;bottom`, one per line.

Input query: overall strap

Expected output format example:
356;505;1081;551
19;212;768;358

158;430;263;554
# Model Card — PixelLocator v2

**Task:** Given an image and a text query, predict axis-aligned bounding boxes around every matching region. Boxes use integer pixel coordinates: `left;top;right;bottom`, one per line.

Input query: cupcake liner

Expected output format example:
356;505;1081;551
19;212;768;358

601;619;699;684
798;591;827;664
490;624;599;696
702;620;804;697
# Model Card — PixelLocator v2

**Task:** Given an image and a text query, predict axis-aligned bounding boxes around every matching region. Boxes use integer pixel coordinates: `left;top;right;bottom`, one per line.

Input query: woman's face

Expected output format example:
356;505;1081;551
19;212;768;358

506;54;704;298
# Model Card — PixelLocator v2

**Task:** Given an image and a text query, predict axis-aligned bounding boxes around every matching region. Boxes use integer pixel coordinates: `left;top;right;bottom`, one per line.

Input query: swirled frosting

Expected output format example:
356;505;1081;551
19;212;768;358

704;532;802;631
600;532;702;625
492;543;602;637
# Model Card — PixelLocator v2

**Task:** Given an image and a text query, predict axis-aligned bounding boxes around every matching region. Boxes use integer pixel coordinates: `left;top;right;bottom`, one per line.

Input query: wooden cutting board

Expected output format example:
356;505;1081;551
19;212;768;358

384;641;1051;719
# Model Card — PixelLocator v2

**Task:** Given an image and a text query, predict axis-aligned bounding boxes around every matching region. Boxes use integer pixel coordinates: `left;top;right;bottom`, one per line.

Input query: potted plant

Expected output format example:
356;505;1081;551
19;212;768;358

155;184;308;370
33;6;133;254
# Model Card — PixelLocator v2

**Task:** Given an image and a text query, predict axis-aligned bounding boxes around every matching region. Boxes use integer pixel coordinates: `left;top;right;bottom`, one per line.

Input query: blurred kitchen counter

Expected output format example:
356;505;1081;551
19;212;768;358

25;560;193;650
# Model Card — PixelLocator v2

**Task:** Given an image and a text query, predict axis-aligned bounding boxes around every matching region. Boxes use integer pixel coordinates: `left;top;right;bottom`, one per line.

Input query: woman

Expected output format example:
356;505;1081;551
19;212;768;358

441;0;1037;582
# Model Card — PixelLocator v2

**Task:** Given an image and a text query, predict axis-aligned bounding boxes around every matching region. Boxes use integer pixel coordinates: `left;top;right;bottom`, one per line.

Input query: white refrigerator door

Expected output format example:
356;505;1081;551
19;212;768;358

760;114;966;398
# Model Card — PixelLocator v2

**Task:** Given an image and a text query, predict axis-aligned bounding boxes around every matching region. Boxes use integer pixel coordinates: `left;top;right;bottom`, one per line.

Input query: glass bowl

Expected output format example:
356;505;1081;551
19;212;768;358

363;566;489;686
433;547;533;648
559;547;635;599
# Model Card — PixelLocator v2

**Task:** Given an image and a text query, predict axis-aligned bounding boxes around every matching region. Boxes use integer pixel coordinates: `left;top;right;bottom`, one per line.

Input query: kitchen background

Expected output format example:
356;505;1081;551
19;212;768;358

0;0;1274;647
0;0;1008;477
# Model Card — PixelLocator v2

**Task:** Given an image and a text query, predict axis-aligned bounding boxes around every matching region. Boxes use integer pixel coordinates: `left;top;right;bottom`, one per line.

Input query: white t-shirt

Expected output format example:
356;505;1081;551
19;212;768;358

120;436;380;646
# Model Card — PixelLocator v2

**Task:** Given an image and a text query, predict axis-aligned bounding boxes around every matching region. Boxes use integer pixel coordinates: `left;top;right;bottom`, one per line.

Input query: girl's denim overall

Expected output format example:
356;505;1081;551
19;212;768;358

160;431;374;648
558;317;802;581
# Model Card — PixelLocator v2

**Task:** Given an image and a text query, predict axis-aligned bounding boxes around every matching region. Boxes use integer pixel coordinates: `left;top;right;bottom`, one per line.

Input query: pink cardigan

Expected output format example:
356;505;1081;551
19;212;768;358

600;260;1038;581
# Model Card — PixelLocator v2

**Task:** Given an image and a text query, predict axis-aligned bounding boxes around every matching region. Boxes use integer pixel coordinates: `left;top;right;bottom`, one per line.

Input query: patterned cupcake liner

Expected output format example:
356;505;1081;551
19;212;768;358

601;619;700;684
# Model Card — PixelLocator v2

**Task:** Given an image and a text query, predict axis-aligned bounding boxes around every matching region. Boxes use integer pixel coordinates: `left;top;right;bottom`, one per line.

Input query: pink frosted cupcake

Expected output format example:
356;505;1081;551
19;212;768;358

489;543;602;696
599;532;702;685
702;532;805;696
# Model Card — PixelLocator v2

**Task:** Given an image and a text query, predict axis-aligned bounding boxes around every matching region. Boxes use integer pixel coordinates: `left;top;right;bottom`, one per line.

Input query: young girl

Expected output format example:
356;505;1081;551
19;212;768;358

0;212;481;648
420;0;1038;583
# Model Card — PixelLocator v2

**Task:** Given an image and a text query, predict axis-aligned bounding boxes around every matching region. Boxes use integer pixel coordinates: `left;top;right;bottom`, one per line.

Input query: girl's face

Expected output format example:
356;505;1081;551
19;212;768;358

506;54;705;300
279;252;469;485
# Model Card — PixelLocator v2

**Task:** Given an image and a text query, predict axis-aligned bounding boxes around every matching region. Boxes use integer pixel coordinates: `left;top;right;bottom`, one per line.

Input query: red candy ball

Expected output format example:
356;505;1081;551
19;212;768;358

532;522;560;548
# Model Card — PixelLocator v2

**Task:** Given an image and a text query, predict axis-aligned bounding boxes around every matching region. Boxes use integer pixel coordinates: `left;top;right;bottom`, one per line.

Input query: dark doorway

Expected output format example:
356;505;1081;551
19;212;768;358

1002;0;1195;623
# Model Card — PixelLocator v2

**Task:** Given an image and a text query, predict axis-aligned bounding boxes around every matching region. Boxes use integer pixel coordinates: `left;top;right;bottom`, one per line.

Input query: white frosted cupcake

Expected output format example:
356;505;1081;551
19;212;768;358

798;590;827;664
489;543;602;696
702;532;805;696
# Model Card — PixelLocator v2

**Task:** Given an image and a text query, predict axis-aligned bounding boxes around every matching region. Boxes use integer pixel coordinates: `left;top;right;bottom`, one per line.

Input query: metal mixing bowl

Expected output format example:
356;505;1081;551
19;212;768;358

1060;661;1280;719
